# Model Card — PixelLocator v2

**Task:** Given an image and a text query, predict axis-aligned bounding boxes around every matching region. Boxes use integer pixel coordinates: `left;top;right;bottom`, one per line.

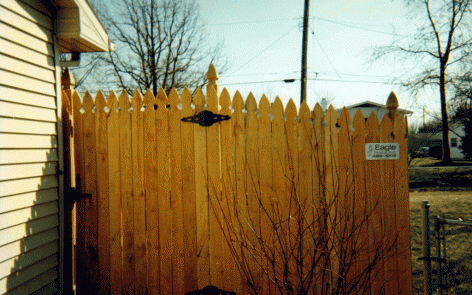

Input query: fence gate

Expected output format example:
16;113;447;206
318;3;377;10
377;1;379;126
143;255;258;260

62;66;413;295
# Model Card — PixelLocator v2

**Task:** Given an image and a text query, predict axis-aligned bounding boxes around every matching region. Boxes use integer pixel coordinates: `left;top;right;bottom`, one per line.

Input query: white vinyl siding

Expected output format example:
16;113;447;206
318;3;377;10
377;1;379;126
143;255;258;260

0;0;59;294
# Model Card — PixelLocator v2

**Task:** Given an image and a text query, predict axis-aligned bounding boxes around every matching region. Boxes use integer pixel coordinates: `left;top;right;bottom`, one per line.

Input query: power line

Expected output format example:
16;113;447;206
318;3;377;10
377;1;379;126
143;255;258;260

312;29;358;98
308;78;402;84
219;78;402;86
311;16;413;38
208;17;299;26
228;24;299;76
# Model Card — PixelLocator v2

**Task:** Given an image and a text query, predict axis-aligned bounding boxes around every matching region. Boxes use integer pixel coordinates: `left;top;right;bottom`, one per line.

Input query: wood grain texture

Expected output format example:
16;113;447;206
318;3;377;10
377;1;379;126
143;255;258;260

380;114;399;294
365;112;386;295
156;88;172;292
181;88;198;293
107;91;122;294
95;91;110;295
131;90;147;295
393;114;412;295
168;88;184;295
194;88;210;289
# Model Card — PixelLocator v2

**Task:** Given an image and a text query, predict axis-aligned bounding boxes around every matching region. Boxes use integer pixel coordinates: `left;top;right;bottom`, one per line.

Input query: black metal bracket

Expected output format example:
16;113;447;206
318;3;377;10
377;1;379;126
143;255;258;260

185;285;236;295
181;110;231;127
68;174;92;204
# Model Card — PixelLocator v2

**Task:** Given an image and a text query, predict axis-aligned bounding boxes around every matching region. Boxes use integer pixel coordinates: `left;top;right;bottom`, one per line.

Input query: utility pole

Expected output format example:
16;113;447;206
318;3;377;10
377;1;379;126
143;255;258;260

300;0;310;104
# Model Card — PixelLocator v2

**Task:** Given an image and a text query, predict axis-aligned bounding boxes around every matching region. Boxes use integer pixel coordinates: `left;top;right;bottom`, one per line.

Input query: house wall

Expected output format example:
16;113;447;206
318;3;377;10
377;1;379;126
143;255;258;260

450;126;465;159
0;0;60;294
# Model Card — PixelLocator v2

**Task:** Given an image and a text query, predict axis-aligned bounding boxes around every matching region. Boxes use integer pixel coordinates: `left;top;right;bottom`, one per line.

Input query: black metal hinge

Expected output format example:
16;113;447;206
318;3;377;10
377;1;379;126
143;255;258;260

181;110;231;127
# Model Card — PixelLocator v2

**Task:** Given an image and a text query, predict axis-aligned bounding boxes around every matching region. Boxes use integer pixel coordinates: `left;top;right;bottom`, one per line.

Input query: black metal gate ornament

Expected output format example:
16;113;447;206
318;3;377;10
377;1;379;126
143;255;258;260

181;110;231;127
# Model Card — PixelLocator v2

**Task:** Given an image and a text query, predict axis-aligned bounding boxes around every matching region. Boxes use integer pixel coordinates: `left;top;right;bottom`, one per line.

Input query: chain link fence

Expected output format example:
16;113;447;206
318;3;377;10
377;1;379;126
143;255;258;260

420;201;472;295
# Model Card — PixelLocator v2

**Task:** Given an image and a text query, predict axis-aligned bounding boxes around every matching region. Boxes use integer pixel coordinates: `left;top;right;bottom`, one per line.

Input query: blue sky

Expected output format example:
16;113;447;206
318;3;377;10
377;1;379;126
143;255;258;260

197;0;442;126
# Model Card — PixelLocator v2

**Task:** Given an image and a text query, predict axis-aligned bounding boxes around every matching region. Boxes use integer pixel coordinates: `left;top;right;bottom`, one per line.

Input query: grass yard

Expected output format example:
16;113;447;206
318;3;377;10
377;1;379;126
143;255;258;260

410;191;472;294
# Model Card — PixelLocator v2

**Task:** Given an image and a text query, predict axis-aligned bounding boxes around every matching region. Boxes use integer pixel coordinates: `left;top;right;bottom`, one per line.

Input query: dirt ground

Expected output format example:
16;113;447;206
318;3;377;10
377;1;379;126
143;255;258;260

410;191;472;294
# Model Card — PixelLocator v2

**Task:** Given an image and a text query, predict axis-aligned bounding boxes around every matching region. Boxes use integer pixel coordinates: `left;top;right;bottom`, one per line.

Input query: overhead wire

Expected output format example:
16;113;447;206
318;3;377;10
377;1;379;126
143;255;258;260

227;23;299;76
311;26;359;99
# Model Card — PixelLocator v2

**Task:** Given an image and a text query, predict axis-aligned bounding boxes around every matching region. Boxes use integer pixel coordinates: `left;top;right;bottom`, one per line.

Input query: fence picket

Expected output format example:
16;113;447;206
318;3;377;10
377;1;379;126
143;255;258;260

181;87;198;293
351;109;369;294
312;103;327;294
142;90;159;295
380;114;399;294
95;91;110;295
245;93;261;292
194;88;210;289
206;86;224;288
258;94;272;294
118;90;135;295
156;88;172;292
107;91;122;294
298;100;313;295
131;90;146;295
284;98;299;289
82;92;99;293
393;114;412;295
338;107;355;293
232;91;247;294
365;112;385;294
219;88;236;292
324;105;339;291
168;88;185;295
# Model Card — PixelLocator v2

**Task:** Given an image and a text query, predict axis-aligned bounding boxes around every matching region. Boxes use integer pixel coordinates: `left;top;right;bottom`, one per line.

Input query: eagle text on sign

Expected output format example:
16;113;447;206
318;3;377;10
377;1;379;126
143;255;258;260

365;143;400;160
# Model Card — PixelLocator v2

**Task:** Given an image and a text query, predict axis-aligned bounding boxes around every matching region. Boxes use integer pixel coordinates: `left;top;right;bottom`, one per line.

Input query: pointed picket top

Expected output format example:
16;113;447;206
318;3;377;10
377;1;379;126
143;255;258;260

380;110;393;130
325;105;338;129
312;103;324;126
259;94;270;119
143;89;155;111
219;88;231;114
299;100;310;122
285;98;297;122
232;90;244;114
245;92;257;112
168;87;180;110
95;90;107;114
105;91;117;119
131;89;143;110
193;87;205;112
118;90;130;111
156;87;168;111
206;84;219;113
83;91;95;113
352;109;366;137
338;107;351;130
366;111;380;138
272;96;284;123
181;87;192;115
72;91;82;111
393;113;406;139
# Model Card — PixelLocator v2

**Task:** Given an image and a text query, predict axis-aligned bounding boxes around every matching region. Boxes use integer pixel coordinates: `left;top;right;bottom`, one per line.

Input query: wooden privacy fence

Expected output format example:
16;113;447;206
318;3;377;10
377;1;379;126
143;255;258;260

62;69;412;295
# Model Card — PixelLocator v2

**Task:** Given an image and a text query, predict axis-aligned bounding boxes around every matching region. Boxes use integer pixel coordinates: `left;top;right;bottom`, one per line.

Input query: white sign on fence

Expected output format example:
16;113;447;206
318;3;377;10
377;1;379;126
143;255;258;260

365;143;400;160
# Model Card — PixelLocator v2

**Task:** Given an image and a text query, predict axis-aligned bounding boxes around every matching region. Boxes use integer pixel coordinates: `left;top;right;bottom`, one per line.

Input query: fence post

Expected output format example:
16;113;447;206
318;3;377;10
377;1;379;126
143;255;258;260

207;64;219;99
421;200;432;295
61;68;76;294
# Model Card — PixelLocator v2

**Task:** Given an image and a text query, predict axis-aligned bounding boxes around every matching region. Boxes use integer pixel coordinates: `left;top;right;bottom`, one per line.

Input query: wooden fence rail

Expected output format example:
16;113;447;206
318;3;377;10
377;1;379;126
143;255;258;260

62;76;412;294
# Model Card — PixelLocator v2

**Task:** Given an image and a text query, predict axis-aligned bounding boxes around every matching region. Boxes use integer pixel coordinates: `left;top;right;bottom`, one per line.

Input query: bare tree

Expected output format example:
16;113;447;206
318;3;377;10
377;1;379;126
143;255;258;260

208;133;400;294
370;0;472;163
71;0;228;96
